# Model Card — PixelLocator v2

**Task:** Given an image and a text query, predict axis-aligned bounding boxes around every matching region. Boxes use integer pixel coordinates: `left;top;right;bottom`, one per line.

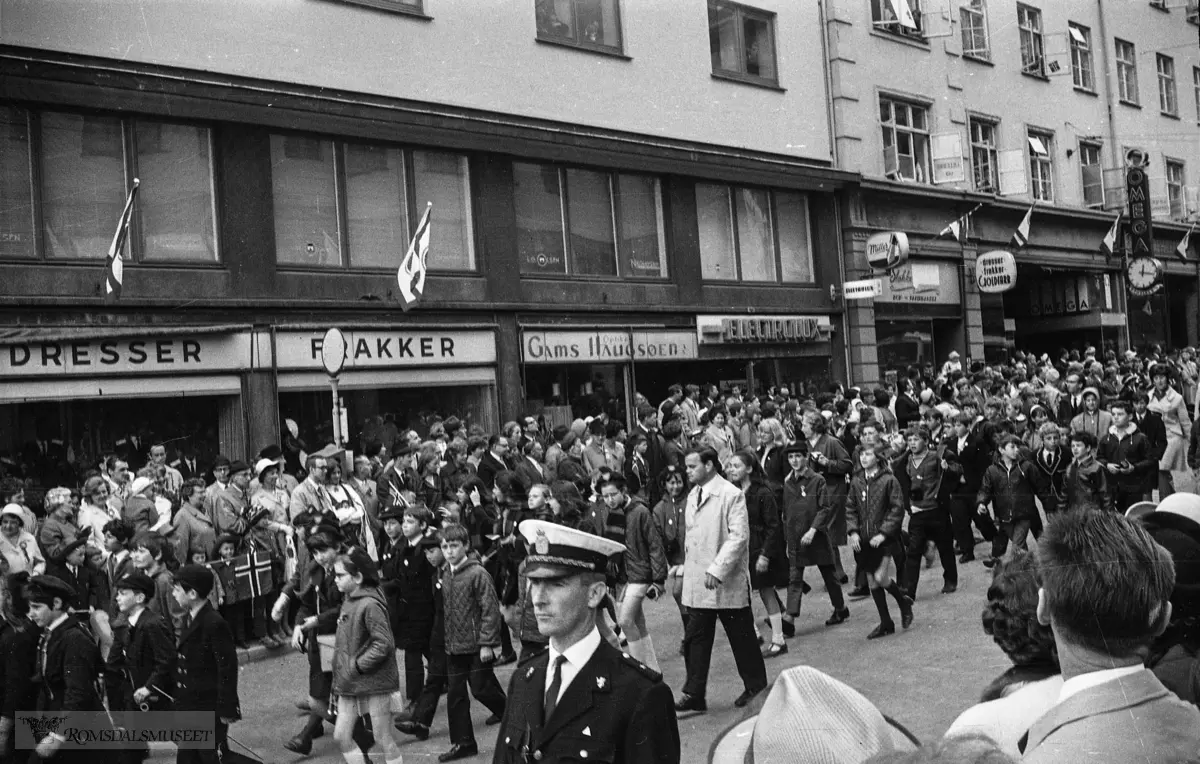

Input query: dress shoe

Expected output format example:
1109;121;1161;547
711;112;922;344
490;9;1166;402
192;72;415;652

898;596;914;629
496;652;518;666
958;553;975;564
836;573;849;585
260;634;282;649
941;583;957;594
866;622;896;640
781;619;795;638
674;693;707;713
437;743;479;762
283;735;314;756
761;642;788;659
485;713;502;726
825;607;850;626
734;686;766;708
394;721;430;741
848;586;869;599
982;557;997;569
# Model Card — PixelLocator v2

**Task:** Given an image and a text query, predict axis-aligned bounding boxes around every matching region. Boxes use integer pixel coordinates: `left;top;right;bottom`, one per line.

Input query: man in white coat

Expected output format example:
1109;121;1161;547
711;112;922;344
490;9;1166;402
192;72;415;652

674;447;768;715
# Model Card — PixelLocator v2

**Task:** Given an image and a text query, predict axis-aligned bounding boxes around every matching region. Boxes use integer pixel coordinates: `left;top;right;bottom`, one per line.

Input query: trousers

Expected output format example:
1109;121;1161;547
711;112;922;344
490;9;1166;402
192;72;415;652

904;509;957;597
785;564;845;616
445;652;506;747
950;494;996;554
411;644;448;728
990;518;1032;559
681;607;767;699
404;647;428;702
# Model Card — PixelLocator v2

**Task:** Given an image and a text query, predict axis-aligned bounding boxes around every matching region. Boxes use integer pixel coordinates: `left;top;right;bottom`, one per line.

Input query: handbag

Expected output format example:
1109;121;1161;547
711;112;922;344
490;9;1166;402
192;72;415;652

317;634;336;672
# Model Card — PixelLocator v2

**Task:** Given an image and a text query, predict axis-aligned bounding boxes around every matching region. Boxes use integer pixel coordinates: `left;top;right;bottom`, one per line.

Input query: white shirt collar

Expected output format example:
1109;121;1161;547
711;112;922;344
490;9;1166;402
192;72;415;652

546;627;602;696
1057;664;1144;704
46;612;70;634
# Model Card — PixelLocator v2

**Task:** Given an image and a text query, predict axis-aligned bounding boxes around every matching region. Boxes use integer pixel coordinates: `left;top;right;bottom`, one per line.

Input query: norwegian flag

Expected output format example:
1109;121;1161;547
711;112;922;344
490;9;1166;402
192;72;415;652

103;179;139;302
1100;212;1122;263
397;203;432;311
233;551;275;600
1010;203;1034;249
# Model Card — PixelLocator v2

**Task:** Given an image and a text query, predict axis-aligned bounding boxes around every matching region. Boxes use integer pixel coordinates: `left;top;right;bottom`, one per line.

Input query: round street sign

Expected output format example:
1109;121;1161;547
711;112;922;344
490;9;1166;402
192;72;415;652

975;250;1018;293
321;328;348;376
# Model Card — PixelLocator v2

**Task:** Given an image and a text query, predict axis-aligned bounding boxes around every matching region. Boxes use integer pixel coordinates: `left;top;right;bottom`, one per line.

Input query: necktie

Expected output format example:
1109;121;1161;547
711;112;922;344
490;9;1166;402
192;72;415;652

38;630;49;677
543;655;568;724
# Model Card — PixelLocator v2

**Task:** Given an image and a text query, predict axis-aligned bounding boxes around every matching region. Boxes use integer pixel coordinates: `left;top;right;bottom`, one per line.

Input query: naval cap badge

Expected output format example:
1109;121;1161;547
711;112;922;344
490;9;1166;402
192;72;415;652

534;529;550;555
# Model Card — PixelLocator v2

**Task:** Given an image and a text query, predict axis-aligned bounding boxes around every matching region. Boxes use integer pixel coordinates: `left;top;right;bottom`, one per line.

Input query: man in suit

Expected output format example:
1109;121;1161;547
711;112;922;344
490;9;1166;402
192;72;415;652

172;564;241;764
475;436;511;492
1057;372;1087;427
946;413;997;563
627;404;666;507
1020;510;1200;763
176;446;206;483
1132;391;1167;475
493;520;680;764
377;443;419;513
512;439;547;494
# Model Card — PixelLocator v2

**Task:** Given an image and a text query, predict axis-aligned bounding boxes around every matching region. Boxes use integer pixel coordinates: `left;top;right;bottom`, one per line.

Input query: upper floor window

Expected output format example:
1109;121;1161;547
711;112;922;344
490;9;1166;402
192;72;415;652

0;105;217;263
512;162;666;279
535;0;623;54
1017;5;1045;76
1189;0;1199;24
880;97;930;183
1027;129;1055;202
1194;67;1200;123
872;0;924;40
1116;39;1139;105
1068;24;1094;91
969;117;998;193
1158;54;1179;116
270;134;475;271
696;183;814;283
708;1;778;85
960;0;990;59
1079;141;1104;208
1166;160;1186;219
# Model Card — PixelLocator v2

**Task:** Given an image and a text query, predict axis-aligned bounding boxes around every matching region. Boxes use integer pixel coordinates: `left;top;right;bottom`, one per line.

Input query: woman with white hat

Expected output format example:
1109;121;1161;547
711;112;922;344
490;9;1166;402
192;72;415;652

0;504;44;575
122;472;159;535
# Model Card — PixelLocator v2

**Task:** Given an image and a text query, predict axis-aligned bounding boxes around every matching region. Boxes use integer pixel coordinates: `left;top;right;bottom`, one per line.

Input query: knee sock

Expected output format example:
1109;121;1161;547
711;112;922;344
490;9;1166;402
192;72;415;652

342;750;368;764
885;582;908;605
768;613;784;645
870;587;892;625
638;634;660;672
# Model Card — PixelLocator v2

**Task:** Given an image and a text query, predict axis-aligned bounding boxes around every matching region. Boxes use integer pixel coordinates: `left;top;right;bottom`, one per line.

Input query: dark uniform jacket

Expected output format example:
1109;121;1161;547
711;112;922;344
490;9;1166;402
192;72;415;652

1097;424;1157;495
492;638;680;764
782;467;837;567
0;618;38;724
107;608;176;710
174;602;240;721
1033;448;1071;513
1134;410;1168;463
379;536;436;650
35;616;105;725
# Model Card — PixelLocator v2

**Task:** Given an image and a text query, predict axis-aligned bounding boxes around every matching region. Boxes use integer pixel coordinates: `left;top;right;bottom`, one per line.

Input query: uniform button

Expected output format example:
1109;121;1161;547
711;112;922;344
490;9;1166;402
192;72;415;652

504;737;510;744
580;752;588;759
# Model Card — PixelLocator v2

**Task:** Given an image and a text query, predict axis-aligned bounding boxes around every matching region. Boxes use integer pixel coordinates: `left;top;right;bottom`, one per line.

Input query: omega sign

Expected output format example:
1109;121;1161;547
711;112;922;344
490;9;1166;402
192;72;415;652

974;251;1018;294
697;315;832;345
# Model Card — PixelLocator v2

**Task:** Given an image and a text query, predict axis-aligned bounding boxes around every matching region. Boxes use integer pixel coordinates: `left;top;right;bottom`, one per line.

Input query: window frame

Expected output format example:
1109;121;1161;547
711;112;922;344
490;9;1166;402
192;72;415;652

707;0;781;87
879;95;932;184
512;161;669;281
1068;23;1095;92
270;130;478;273
968;116;999;193
534;0;625;56
1158;54;1179;117
1017;4;1045;77
1116;39;1139;105
1078;140;1105;208
1194;67;1200;123
696;182;815;285
1026;128;1055;203
960;0;990;60
1166;159;1186;219
871;0;926;42
328;0;430;17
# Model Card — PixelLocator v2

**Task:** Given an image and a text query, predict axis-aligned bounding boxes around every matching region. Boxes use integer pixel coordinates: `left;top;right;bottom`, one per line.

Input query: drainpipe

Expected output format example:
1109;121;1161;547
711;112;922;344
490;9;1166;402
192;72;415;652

1095;0;1121;174
818;0;839;167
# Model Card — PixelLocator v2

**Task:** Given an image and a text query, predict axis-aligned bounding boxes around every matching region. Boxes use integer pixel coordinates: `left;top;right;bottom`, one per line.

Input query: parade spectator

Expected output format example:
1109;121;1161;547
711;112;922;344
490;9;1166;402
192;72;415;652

290;455;332;523
38;487;79;562
77;477;118;553
171;479;217;565
0;504;43;575
1149;364;1192;498
123;475;160;536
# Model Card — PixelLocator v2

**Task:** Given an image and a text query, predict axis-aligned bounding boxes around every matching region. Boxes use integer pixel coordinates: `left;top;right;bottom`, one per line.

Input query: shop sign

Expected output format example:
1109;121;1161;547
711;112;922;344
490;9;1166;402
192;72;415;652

866;231;910;270
975;251;1017;294
843;279;883;300
275;329;496;370
521;330;697;364
1126;157;1153;258
696;315;832;345
876;261;960;304
0;333;254;378
1029;276;1092;317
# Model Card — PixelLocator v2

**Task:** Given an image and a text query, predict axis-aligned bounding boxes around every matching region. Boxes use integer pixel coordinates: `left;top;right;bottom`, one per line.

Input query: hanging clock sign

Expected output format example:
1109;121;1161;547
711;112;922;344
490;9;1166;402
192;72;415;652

1126;257;1163;298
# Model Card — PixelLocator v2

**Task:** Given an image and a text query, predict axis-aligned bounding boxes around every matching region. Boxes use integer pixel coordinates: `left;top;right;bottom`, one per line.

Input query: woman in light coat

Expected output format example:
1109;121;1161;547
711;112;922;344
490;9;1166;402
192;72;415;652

1148;364;1192;498
702;408;737;470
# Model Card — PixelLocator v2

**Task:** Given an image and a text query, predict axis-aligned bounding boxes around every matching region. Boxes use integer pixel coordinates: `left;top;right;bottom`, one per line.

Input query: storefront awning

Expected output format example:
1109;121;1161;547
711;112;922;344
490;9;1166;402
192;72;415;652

0;324;252;346
0;375;242;402
277;367;496;393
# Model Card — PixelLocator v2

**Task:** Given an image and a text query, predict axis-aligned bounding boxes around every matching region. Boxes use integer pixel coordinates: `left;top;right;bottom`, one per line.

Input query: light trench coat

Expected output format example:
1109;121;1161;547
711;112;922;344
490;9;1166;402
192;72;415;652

681;473;751;610
1149;386;1192;472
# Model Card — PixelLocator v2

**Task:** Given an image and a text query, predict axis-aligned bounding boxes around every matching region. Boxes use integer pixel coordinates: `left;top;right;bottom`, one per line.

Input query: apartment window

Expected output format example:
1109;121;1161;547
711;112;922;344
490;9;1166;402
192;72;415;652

270;134;475;271
1167;160;1185;219
1079;141;1104;208
709;2;778;85
535;0;623;53
1068;24;1094;91
880;97;930;183
1194;67;1200;122
1158;54;1178;116
512;162;667;278
871;0;924;39
697;183;814;283
1189;0;1199;24
1116;39;1139;104
1027;129;1054;202
0;107;35;259
1017;5;1044;76
969;117;998;192
960;0;989;59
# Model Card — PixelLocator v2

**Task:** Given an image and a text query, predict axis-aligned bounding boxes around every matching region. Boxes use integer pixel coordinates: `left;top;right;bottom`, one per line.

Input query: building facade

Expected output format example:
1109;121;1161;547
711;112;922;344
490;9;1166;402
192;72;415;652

0;0;851;469
826;0;1199;386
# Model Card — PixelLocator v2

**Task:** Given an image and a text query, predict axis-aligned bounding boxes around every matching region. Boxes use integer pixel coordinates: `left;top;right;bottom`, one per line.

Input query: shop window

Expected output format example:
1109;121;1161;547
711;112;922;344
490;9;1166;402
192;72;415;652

872;0;924;40
270;133;475;271
514;161;666;278
1068;23;1094;91
1158;54;1178;117
1079;141;1104;208
960;0;989;60
0;106;35;259
880;96;931;183
1027;129;1055;203
1167;160;1185;219
1116;39;1139;105
969;117;998;193
1017;4;1044;76
696;182;814;284
535;0;623;54
708;1;778;86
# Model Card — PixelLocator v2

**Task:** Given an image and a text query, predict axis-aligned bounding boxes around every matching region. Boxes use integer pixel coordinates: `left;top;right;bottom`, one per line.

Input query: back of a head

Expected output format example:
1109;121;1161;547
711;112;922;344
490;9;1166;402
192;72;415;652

864;735;1017;764
1038;510;1175;659
981;552;1057;670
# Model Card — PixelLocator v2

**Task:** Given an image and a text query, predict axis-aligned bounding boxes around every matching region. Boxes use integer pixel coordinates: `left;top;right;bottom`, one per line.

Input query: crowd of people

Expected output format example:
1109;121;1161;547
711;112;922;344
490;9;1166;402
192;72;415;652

2;341;1200;763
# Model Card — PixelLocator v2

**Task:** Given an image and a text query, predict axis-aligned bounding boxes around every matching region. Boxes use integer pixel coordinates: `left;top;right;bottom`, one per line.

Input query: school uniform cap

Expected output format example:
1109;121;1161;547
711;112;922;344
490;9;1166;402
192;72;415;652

27;575;77;608
378;506;410;521
518;519;625;579
115;571;156;599
782;441;808;456
175;564;215;598
418;531;442;549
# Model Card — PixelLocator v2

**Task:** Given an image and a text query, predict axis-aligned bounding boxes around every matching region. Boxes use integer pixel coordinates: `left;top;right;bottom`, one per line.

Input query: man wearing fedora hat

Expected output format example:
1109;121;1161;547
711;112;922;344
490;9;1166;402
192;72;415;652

491;519;679;764
211;461;252;537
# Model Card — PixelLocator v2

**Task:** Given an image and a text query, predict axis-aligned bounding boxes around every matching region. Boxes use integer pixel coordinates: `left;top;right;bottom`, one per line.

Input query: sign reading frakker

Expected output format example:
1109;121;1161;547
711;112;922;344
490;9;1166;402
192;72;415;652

975;251;1018;294
0;334;254;377
866;231;910;271
697;315;832;345
521;330;697;364
275;329;496;370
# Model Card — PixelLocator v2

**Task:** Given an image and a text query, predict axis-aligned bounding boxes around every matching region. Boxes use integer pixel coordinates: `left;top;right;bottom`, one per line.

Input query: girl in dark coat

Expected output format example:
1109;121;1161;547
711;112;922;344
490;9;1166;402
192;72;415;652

781;441;848;635
727;451;789;657
846;446;914;640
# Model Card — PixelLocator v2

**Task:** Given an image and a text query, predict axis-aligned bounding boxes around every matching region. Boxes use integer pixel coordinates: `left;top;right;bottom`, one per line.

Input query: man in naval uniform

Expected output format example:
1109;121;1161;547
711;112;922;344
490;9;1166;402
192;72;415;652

492;520;680;764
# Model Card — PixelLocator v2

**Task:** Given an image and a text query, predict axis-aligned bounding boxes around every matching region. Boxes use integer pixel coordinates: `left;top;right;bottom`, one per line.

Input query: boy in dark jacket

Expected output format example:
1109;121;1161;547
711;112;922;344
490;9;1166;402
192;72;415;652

395;531;447;742
378;506;436;714
1098;399;1157;512
1032;423;1071;516
1065;431;1112;512
901;426;958;598
107;571;175;714
976;435;1045;568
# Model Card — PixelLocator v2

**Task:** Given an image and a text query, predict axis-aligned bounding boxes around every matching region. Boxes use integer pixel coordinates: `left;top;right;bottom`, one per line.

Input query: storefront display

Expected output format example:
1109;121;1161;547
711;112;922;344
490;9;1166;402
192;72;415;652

692;314;834;397
873;260;963;374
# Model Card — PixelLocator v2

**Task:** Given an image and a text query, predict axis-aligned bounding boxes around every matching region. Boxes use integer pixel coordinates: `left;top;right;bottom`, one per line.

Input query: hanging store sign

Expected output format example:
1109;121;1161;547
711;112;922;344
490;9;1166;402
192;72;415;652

276;329;496;370
0;333;254;378
521;329;697;364
1126;155;1153;259
974;251;1018;293
696;315;832;345
843;279;884;300
876;261;960;304
865;231;910;270
931;133;966;185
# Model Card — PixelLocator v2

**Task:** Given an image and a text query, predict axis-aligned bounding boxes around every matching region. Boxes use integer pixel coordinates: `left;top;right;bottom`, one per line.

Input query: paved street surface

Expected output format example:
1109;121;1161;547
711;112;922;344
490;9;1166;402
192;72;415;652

147;540;1014;764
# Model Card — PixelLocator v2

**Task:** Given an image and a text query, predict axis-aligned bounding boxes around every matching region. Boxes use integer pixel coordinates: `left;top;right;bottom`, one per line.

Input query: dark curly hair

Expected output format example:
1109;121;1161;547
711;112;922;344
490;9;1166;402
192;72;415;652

979;552;1058;701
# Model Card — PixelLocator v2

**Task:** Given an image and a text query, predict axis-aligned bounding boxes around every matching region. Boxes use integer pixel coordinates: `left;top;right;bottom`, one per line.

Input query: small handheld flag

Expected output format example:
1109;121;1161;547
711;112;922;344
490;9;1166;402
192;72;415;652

1010;203;1034;249
397;203;432;312
104;178;139;302
1177;223;1194;262
1100;212;1122;263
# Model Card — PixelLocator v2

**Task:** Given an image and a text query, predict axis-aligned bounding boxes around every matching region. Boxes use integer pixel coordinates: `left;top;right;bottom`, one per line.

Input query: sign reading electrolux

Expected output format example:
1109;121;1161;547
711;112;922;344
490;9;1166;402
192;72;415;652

522;330;697;364
0;334;253;377
275;329;496;370
697;315;832;345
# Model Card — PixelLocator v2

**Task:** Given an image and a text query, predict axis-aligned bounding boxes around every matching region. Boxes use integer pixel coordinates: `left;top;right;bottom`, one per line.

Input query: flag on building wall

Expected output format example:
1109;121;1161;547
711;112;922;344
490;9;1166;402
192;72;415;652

938;202;984;244
397;203;432;311
1100;212;1122;263
1010;203;1034;249
1178;222;1195;262
103;178;140;302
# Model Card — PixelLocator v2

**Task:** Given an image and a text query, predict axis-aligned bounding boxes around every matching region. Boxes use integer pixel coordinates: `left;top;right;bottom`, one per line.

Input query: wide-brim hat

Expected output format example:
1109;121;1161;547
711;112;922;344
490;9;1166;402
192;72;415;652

709;666;919;764
254;458;279;479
